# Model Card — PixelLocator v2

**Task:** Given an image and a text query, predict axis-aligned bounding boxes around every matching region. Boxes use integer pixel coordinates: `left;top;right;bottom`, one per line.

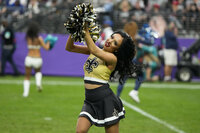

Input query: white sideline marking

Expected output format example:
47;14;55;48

140;83;200;89
0;80;199;90
44;117;52;121
122;99;186;133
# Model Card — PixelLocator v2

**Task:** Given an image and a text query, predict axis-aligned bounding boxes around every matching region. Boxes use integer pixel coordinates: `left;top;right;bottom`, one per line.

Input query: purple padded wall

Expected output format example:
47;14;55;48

1;32;199;77
1;33;88;76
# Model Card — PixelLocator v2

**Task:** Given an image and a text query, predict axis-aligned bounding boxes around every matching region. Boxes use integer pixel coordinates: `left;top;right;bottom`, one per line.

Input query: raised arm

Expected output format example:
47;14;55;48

65;35;90;55
39;36;50;50
84;27;117;67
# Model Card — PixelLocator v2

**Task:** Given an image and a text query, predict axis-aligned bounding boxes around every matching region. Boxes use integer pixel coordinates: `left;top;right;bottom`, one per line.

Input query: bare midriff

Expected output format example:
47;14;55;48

84;83;102;89
27;38;41;58
28;49;41;57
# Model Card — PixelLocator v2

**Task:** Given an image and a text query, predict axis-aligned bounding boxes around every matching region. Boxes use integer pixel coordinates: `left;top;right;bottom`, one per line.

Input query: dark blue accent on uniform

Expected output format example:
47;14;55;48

84;80;107;85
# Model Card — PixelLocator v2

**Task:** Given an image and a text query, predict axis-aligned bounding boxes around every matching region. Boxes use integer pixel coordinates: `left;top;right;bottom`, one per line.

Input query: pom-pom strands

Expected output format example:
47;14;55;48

64;3;100;42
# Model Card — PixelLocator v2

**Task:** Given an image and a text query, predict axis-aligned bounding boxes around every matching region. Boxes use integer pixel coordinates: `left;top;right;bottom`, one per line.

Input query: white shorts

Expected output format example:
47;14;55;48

163;49;178;66
25;56;43;69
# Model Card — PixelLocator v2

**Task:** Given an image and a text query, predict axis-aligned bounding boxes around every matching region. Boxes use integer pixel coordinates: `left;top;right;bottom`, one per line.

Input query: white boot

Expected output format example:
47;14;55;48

23;80;30;97
35;72;42;92
164;76;171;81
129;90;140;103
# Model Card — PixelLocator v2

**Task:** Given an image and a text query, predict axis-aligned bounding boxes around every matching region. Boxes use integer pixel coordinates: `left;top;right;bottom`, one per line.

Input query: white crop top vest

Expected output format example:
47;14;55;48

28;45;41;49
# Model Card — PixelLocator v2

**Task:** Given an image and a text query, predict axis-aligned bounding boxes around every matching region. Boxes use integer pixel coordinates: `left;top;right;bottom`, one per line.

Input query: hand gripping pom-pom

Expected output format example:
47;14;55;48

64;3;101;43
44;34;58;50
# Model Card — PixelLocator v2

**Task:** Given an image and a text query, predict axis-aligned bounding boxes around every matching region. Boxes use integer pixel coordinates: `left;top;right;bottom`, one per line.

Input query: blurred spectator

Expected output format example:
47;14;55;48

116;21;141;103
0;19;20;76
168;0;183;29
9;0;25;17
60;0;76;11
28;0;40;18
151;4;161;16
186;0;200;10
177;0;186;11
150;0;166;7
46;0;58;8
130;0;147;28
137;24;160;81
138;43;160;81
161;21;179;81
185;2;199;32
98;20;114;48
143;0;149;8
0;0;200;36
116;22;160;103
102;0;114;21
149;15;167;37
102;0;113;12
19;0;28;7
0;0;7;16
114;0;133;29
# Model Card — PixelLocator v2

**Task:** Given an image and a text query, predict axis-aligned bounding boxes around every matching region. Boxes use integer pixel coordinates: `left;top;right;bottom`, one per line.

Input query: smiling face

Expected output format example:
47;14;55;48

103;33;123;53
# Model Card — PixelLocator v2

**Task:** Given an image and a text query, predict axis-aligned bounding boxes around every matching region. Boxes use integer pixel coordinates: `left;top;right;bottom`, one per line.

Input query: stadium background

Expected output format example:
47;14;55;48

0;33;198;78
0;0;200;79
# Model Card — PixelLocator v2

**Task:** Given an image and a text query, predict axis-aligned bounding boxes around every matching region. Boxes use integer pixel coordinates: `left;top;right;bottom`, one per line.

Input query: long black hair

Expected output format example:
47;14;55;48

26;21;40;41
110;31;143;84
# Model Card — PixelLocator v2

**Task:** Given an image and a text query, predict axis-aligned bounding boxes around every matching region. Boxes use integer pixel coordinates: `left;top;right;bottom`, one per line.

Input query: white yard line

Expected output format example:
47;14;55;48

0;79;199;89
133;83;200;90
122;100;186;133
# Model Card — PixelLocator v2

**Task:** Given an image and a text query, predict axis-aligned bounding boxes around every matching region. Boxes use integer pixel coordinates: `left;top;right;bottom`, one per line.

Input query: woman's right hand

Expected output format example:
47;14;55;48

38;36;44;42
83;22;90;35
66;34;90;54
39;36;50;50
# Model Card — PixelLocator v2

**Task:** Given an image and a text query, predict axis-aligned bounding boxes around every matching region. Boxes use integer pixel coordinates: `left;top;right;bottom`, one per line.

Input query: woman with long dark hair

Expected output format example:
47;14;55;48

23;21;50;97
66;23;141;132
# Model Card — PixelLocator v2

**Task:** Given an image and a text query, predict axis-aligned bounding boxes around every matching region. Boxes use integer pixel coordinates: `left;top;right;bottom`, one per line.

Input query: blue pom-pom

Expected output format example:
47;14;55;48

44;34;58;50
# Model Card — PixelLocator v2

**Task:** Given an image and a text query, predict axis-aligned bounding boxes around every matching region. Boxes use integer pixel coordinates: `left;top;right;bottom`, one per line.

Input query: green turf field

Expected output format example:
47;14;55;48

0;76;200;133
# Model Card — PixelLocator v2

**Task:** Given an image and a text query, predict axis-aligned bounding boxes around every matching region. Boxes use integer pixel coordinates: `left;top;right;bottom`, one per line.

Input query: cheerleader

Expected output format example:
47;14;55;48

23;21;50;97
65;3;141;132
